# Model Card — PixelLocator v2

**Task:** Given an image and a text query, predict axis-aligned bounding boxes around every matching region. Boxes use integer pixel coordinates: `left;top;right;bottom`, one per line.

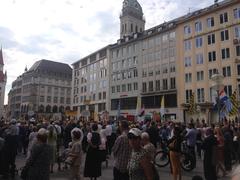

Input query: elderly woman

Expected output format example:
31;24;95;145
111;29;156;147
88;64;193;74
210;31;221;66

22;128;53;180
128;128;153;180
67;127;83;180
141;132;156;162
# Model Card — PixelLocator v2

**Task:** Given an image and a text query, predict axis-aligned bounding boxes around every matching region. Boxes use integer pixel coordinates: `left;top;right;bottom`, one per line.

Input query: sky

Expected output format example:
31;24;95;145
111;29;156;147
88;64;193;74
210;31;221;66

0;0;221;104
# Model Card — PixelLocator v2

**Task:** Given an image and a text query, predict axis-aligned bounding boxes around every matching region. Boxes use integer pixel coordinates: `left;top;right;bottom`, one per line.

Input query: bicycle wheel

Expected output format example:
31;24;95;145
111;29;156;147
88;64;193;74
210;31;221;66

154;150;170;167
180;153;194;172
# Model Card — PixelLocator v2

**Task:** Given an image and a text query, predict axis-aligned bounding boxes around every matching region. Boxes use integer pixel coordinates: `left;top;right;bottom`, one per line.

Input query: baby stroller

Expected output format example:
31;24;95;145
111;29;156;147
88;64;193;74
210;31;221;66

56;145;71;171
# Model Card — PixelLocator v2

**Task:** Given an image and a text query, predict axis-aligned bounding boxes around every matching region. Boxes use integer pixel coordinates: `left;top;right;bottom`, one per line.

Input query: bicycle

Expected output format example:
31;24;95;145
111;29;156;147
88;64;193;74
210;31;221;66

154;141;195;172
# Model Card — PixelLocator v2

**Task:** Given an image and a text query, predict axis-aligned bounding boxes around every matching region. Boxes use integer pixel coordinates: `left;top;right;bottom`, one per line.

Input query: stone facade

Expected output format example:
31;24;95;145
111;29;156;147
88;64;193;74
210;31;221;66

8;59;72;119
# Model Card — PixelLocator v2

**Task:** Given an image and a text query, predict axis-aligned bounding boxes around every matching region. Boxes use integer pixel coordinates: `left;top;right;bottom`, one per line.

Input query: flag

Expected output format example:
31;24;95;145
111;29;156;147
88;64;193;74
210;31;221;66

160;96;165;117
136;96;141;116
219;89;228;103
117;100;121;119
229;91;239;117
189;92;196;114
139;104;145;117
213;89;229;111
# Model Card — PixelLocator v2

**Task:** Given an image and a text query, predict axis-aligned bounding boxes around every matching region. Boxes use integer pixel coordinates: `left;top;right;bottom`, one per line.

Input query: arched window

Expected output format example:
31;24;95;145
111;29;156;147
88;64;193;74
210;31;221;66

125;24;127;32
46;105;51;113
131;24;133;32
65;106;70;111
38;105;44;113
24;105;27;113
135;25;138;32
140;28;142;32
59;106;64;113
122;24;124;33
53;105;58;113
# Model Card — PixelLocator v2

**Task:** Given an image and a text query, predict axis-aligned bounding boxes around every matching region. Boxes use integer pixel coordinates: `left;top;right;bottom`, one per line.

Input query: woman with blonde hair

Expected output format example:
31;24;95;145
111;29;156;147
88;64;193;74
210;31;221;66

214;127;226;177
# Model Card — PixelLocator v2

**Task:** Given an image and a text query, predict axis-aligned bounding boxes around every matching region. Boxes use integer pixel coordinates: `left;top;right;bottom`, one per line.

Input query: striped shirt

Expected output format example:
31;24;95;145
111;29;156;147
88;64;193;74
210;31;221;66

112;131;131;173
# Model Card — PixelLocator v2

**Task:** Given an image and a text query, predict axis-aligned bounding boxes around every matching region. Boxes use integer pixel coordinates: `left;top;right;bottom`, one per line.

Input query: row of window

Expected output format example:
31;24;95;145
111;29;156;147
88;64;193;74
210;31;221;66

75;59;108;77
112;32;176;60
185;66;232;83
184;27;240;51
74;80;108;95
184;8;240;35
142;32;176;49
112;57;138;71
142;78;176;92
38;86;71;95
74;69;107;86
112;69;138;81
73;92;107;104
121;23;142;34
37;78;71;86
112;44;138;59
184;46;240;67
111;82;138;93
142;64;176;77
142;48;176;64
185;85;233;103
39;96;70;104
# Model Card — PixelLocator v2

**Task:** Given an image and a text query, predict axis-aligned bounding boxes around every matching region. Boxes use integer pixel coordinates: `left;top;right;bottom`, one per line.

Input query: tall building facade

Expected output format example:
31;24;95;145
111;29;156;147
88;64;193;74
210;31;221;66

176;0;240;123
72;47;110;120
73;0;240;122
0;48;7;118
8;60;72;119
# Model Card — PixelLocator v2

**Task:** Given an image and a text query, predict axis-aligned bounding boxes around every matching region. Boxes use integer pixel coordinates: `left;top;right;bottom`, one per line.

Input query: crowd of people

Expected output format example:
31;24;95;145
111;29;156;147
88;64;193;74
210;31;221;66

0;116;240;180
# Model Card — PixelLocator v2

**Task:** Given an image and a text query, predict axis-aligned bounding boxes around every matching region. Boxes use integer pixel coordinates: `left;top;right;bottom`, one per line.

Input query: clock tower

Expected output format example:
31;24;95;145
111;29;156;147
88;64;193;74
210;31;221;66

120;0;145;39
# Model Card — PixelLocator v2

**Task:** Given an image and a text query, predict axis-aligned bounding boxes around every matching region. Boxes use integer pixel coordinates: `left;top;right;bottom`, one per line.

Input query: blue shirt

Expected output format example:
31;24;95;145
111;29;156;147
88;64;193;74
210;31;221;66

185;128;197;147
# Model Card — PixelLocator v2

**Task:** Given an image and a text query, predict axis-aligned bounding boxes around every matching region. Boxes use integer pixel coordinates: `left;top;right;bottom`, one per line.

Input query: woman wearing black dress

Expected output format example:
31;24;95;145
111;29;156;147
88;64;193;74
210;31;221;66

84;123;101;180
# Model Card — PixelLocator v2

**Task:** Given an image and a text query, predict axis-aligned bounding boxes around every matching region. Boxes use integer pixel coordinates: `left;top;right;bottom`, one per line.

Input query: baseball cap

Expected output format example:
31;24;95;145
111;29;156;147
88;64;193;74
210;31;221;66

128;128;142;139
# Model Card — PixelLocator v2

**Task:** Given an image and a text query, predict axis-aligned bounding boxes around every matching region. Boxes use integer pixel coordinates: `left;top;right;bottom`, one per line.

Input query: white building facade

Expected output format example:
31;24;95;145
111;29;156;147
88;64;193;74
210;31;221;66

72;47;110;120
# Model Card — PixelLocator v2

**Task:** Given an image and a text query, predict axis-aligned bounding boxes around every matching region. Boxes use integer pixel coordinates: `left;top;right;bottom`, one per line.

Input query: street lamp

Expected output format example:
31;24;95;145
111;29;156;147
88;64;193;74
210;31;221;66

211;73;224;124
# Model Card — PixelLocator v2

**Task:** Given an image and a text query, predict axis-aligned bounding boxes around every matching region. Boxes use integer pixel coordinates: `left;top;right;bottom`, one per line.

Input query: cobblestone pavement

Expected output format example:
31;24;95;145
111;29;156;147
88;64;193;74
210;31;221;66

0;153;232;180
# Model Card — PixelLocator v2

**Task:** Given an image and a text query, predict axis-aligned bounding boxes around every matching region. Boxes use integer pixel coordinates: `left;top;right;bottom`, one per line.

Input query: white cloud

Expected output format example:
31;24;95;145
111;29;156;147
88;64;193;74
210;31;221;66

0;0;219;104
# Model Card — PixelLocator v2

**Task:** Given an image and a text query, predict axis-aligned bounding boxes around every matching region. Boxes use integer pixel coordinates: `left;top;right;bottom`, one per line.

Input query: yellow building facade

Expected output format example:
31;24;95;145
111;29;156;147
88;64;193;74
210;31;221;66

176;0;240;123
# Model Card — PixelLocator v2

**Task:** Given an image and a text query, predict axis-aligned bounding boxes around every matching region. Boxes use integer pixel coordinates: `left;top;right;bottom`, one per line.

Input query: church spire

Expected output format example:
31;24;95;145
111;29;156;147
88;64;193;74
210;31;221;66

0;46;4;65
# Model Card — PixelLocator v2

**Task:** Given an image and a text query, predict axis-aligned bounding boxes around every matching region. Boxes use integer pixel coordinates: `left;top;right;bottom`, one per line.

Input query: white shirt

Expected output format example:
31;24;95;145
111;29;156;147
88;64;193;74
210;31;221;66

105;125;112;136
